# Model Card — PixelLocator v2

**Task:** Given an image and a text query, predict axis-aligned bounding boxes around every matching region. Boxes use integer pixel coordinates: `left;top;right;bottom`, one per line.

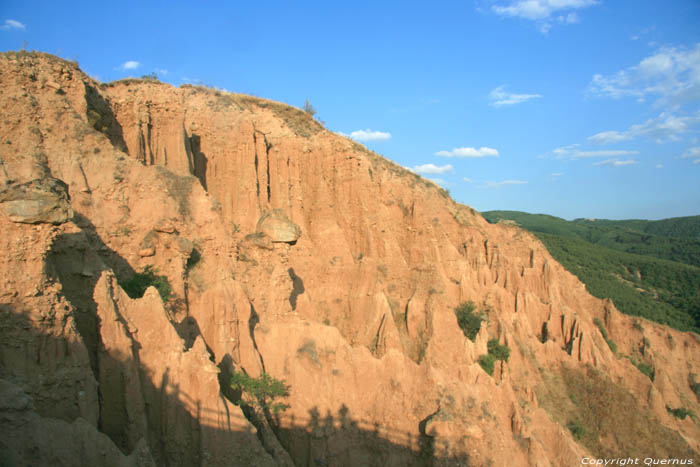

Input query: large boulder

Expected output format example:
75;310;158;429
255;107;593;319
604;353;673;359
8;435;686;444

256;209;301;243
0;177;73;224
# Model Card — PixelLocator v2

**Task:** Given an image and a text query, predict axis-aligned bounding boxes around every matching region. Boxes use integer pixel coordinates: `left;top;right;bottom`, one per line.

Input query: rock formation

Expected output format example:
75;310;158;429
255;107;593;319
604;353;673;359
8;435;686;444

0;51;698;466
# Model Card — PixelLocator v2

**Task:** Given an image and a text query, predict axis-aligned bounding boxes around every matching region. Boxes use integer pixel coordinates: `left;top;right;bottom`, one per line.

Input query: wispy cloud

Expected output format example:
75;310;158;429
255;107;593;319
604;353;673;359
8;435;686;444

491;0;598;33
593;159;638;167
554;146;639;159
587;130;631;145
411;163;454;175
551;172;563;177
589;43;700;108
463;177;473;183
588;112;700;144
435;147;499;158
1;19;25;30
120;60;140;71
481;179;528;188
656;164;663;168
489;85;542;107
341;129;391;142
155;68;168;76
573;149;639;159
681;147;700;159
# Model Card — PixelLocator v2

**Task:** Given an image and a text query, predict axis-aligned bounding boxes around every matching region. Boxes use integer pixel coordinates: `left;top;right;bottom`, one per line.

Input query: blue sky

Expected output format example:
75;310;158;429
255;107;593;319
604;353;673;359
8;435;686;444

1;1;699;220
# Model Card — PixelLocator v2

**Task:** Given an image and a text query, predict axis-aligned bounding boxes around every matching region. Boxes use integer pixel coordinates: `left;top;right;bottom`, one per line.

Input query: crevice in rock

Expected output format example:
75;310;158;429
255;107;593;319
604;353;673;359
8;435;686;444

84;83;127;153
248;303;266;373
371;313;387;357
288;268;305;311
253;130;261;205
264;136;272;204
188;133;208;191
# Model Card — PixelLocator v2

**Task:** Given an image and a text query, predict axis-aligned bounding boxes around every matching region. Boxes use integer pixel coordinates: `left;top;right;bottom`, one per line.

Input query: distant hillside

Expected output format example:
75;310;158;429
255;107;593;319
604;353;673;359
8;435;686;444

483;211;700;332
483;211;700;268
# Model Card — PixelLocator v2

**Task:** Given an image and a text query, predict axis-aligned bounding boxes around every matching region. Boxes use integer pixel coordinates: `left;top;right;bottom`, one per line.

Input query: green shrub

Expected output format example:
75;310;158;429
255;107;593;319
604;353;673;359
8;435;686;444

478;354;496;376
631;359;655;381
666;405;694;420
303;99;316;117
478;339;511;376
567;419;587;440
456;301;484;341
120;265;172;301
487;339;511;362
231;370;290;415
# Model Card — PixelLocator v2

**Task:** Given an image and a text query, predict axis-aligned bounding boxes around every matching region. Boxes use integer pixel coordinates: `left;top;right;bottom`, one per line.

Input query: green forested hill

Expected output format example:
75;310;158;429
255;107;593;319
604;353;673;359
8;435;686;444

482;211;700;332
483;211;700;268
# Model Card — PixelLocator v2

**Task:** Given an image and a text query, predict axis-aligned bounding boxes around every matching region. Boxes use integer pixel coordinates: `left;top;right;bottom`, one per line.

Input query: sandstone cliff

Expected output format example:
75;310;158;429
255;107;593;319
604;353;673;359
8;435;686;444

0;51;698;466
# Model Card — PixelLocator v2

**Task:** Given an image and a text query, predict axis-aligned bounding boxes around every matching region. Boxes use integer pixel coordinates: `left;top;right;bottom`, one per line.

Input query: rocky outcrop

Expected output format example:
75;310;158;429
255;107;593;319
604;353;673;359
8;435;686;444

0;379;155;467
0;51;698;466
0;176;73;224
256;209;302;243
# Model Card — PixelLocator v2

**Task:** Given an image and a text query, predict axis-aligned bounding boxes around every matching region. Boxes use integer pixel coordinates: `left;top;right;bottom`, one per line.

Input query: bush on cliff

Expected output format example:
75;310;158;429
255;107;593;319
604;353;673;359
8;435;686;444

455;301;484;341
119;265;173;302
230;369;290;415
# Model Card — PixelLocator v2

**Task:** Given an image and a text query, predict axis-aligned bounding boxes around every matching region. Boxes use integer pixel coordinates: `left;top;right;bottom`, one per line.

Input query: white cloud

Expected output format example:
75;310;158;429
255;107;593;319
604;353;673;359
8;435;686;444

681;147;700;159
589;43;700;108
463;177;473;183
593;159;638;167
693;159;700;164
656;164;663;168
345;129;391;142
411;163;454;174
588;130;631;145
491;0;597;33
492;0;597;20
554;147;639;159
1;19;25;30
551;172;563;177
589;112;700;144
155;68;168;76
120;60;140;70
435;147;499;158
489;85;542;107
552;143;579;155
481;179;528;188
573;149;639;159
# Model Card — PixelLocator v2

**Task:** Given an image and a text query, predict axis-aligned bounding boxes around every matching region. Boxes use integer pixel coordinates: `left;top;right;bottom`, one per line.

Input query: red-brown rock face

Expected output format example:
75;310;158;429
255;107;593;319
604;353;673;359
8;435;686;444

0;51;698;466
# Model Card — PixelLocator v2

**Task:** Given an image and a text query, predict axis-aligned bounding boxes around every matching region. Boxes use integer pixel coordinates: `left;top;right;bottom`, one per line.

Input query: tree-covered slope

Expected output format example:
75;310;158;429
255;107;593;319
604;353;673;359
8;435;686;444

483;211;700;332
483;211;700;268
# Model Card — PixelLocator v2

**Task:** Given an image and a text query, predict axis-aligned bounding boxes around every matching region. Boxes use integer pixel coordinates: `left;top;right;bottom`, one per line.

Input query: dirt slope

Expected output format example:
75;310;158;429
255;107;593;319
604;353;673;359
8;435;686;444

0;51;698;466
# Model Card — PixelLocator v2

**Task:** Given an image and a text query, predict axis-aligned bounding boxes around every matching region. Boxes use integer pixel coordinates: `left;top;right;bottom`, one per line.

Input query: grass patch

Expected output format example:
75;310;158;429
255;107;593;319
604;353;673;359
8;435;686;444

628;358;655;381
593;318;617;354
567;419;587;440
297;338;320;366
